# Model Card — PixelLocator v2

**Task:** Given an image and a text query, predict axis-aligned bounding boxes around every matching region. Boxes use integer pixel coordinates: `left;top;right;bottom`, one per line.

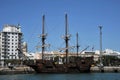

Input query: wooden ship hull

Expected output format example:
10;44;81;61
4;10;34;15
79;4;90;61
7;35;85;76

28;56;93;73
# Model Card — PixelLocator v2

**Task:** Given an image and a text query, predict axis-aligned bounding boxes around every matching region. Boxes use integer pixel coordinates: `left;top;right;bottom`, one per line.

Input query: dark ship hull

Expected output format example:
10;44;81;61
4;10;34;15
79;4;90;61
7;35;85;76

28;56;93;73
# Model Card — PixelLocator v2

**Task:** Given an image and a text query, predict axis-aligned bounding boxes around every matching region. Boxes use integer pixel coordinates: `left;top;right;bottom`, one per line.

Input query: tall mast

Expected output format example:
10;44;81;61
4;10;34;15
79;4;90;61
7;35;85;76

41;15;46;62
76;32;80;57
64;13;70;64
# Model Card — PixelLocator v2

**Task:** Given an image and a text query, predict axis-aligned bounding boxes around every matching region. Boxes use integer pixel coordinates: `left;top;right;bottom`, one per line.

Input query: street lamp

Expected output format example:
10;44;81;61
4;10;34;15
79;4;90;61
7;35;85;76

99;26;104;72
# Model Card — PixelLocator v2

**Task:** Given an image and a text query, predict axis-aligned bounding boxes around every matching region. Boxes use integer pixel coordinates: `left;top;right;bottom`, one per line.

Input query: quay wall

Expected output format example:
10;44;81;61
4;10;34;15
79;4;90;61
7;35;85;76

0;66;120;75
0;66;35;75
90;66;120;72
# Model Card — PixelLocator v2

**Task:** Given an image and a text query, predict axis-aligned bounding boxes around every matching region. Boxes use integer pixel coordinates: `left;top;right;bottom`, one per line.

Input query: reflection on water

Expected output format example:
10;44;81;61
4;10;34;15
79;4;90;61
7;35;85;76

0;73;120;80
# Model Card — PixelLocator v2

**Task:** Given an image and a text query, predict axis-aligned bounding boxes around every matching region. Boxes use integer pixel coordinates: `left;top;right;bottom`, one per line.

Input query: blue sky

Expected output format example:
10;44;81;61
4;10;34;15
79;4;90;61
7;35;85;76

0;0;120;52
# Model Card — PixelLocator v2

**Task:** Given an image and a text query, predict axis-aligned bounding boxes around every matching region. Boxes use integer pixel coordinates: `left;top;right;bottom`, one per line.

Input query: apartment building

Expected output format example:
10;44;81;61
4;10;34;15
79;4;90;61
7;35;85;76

0;24;23;63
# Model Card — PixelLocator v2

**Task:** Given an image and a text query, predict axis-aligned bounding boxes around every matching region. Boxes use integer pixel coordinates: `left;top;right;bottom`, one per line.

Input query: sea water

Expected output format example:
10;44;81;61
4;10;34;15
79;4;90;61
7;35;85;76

0;73;119;80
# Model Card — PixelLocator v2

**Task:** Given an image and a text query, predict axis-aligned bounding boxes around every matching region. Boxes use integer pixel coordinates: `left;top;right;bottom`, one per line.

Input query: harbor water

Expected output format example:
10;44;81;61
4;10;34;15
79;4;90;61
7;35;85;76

0;73;119;80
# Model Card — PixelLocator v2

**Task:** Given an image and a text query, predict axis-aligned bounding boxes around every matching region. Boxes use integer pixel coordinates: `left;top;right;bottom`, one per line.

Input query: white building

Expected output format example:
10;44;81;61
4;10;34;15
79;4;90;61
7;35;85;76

29;49;120;62
22;42;28;55
0;24;23;64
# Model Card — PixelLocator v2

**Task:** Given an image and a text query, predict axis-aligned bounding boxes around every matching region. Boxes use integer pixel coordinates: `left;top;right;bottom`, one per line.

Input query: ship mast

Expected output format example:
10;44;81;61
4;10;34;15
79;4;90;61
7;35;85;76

41;15;47;62
64;14;70;64
76;32;80;57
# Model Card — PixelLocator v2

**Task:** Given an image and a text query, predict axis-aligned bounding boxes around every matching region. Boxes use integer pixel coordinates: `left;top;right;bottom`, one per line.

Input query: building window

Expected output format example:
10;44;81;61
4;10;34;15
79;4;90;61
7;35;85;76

7;33;10;34
2;38;4;40
2;45;4;47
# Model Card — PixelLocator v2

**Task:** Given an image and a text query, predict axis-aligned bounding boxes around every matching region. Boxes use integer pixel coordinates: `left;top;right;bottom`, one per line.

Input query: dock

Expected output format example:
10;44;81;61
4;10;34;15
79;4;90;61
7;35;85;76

91;66;120;72
0;66;120;75
0;66;35;75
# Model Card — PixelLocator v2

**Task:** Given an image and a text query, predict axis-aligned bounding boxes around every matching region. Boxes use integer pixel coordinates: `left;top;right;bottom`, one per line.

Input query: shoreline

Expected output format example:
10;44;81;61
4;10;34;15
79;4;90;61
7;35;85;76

0;66;35;75
90;66;120;73
0;66;120;75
